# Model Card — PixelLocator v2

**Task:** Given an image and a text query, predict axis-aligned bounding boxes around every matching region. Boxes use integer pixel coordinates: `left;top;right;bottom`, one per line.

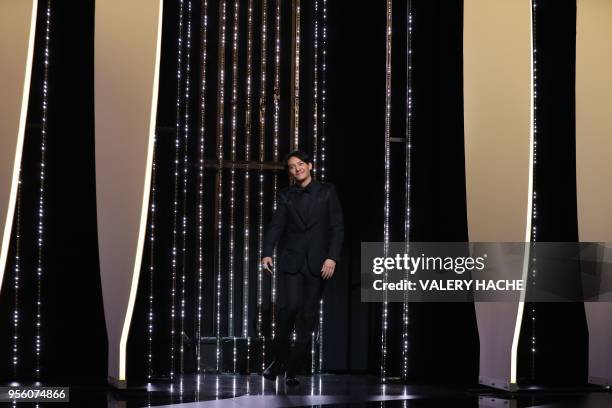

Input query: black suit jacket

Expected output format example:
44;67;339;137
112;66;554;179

263;180;344;276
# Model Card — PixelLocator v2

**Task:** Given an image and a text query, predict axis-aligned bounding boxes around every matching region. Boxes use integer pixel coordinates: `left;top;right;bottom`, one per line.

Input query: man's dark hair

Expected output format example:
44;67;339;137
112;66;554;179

284;150;312;170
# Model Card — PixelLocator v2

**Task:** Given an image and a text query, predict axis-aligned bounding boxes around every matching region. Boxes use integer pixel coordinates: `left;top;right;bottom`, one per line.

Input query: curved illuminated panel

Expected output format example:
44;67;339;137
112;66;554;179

576;0;612;387
0;0;38;295
94;0;163;384
464;0;532;391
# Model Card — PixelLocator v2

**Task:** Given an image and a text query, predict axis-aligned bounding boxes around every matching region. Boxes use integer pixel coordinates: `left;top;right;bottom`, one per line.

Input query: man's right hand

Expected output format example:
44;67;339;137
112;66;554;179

261;257;273;274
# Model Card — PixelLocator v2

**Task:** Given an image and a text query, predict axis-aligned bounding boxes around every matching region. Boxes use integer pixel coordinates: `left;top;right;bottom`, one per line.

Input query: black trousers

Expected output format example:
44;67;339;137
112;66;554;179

273;258;326;373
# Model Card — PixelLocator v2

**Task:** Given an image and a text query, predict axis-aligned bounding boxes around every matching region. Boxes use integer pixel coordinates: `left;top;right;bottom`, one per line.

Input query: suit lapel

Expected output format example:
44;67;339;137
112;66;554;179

287;192;307;230
304;181;322;229
287;180;323;230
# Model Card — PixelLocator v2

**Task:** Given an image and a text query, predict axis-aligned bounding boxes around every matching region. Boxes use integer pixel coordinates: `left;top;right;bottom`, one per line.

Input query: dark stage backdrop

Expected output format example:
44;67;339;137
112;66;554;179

0;0;107;384
0;0;589;386
516;0;588;385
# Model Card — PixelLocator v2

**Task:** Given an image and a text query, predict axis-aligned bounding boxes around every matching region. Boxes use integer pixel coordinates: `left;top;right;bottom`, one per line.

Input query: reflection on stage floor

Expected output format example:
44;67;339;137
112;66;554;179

5;374;612;407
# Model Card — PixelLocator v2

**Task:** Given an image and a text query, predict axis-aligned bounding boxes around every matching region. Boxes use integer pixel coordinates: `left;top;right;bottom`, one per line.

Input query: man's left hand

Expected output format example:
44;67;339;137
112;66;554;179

321;259;336;279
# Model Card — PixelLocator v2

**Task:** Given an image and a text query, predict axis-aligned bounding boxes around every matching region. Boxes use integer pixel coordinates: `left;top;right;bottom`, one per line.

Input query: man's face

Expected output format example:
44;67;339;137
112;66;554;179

287;156;312;183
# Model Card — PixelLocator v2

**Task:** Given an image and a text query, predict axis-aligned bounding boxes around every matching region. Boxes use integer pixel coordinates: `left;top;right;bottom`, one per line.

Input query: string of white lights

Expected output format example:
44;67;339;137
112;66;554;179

147;138;157;380
196;0;209;374
402;0;414;381
311;0;320;374
242;0;255;340
292;0;301;150
228;0;240;373
381;0;392;382
530;0;538;380
35;0;52;379
179;0;193;375
312;0;319;178
256;0;269;370
12;178;22;376
215;0;228;373
228;0;240;342
170;0;185;381
271;0;282;341
311;332;315;375
317;298;323;373
318;0;328;373
320;0;327;181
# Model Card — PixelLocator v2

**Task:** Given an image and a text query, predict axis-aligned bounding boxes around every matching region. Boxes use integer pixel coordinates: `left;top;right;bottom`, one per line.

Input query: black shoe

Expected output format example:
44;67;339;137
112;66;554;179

262;360;284;381
285;372;299;386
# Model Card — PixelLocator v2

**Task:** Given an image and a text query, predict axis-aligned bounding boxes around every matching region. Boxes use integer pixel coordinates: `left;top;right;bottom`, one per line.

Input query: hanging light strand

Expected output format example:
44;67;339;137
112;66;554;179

317;0;328;372
402;0;414;381
242;0;255;339
35;0;52;379
257;0;268;342
529;0;539;380
214;0;228;373
271;0;281;340
320;0;328;181
291;0;301;150
256;0;269;361
311;0;320;374
381;0;392;382
170;0;186;381
196;0;210;373
312;0;319;178
179;0;193;375
228;0;240;340
146;138;158;380
12;177;23;376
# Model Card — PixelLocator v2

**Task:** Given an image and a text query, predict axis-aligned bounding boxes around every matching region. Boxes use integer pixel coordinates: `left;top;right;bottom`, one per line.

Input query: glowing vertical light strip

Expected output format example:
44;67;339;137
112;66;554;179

320;0;327;181
147;138;157;380
243;0;255;339
179;0;193;375
312;0;319;177
317;297;323;373
256;0;268;370
511;0;536;386
271;0;281;341
117;0;165;382
170;0;185;381
291;0;301;149
311;0;321;373
215;0;228;373
196;0;209;374
228;0;240;373
228;0;239;341
12;179;22;376
311;330;315;375
35;0;51;379
318;0;328;373
529;0;538;380
402;0;414;381
381;0;392;382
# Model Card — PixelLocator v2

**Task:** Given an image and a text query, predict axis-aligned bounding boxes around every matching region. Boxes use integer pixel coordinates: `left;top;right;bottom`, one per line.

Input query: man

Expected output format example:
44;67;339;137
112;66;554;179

261;150;344;386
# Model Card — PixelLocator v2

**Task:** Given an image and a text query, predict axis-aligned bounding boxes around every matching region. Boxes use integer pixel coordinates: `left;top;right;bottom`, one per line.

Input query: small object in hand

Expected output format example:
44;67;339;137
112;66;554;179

285;373;299;386
262;360;285;381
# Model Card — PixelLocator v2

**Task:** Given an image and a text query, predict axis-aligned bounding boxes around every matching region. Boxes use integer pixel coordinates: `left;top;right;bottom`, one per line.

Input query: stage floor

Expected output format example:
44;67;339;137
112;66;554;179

7;374;612;407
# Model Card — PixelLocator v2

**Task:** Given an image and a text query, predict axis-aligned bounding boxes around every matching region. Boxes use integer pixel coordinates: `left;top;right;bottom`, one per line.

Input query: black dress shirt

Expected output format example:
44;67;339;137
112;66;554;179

294;180;314;225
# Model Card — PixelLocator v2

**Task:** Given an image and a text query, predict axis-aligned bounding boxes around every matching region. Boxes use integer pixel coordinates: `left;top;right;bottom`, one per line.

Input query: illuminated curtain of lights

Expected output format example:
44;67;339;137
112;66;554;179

380;0;392;381
379;0;415;382
130;0;331;379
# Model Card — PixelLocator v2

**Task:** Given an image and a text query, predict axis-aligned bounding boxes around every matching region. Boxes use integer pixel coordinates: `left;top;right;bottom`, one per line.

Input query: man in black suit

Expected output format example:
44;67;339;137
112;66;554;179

261;150;344;386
